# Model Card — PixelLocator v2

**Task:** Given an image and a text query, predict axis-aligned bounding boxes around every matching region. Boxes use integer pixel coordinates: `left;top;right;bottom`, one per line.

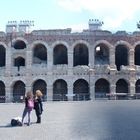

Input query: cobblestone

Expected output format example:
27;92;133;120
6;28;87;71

0;100;140;140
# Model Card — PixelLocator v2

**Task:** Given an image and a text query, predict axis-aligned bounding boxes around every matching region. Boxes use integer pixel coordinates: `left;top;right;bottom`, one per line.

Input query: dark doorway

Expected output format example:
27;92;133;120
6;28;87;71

13;81;25;102
116;79;129;99
33;44;47;64
135;45;140;65
95;78;110;99
53;44;68;65
115;45;128;71
53;79;68;101
33;79;47;101
74;44;89;66
0;45;6;67
0;81;5;103
94;44;109;65
73;79;89;101
13;40;26;49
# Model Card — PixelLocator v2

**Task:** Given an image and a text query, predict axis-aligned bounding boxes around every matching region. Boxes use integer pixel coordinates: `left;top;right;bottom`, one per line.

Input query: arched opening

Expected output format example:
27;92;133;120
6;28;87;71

136;80;140;93
33;44;47;64
14;57;25;70
53;79;68;101
94;44;109;65
74;44;89;66
33;79;47;101
116;79;129;99
0;81;5;103
0;45;6;67
73;79;89;101
115;45;128;71
135;45;140;65
13;40;26;49
95;78;110;99
13;81;25;102
135;80;140;99
53;44;68;65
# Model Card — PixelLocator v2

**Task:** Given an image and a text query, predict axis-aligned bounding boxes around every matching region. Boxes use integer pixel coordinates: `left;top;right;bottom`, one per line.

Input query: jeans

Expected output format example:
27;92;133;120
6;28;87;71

22;107;31;125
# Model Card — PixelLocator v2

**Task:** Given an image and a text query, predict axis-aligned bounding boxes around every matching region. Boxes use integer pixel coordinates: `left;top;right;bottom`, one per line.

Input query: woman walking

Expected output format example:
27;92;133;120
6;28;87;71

34;90;43;123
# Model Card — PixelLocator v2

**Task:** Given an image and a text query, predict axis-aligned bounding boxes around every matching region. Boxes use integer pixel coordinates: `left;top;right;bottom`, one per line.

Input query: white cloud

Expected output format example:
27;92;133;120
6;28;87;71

57;0;140;30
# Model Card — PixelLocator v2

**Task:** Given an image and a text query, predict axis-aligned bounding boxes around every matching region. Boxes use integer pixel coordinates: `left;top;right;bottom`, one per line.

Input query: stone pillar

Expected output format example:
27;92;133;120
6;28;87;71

5;47;11;76
47;48;53;101
26;49;32;76
110;84;116;100
47;48;53;75
90;85;95;100
110;48;116;74
129;83;135;99
5;86;12;102
88;70;95;100
66;85;74;101
129;49;134;68
89;45;94;67
47;85;53;101
110;84;116;94
26;85;32;93
68;48;73;75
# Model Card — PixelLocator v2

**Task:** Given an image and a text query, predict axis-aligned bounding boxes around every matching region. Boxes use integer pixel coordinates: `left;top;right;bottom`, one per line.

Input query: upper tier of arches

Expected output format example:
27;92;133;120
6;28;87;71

0;39;140;71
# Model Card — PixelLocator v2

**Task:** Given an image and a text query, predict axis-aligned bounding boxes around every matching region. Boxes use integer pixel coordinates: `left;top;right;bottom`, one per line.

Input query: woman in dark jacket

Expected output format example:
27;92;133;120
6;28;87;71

34;90;43;123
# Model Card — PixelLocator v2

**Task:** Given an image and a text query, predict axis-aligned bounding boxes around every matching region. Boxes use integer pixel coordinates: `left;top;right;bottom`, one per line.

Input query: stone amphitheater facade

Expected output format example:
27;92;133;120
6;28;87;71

0;27;140;102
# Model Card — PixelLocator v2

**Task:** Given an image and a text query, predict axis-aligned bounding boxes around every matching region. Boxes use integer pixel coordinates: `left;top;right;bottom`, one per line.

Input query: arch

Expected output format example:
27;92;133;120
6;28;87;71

31;40;49;50
134;44;140;65
95;78;110;98
73;79;89;101
115;43;129;71
13;39;26;49
53;79;68;101
73;43;89;66
94;42;110;65
94;40;113;49
53;44;68;65
114;40;131;49
135;79;140;93
51;41;69;50
33;43;47;64
116;79;129;99
13;80;25;102
0;44;6;67
72;40;90;50
14;56;25;68
32;79;47;101
0;81;5;103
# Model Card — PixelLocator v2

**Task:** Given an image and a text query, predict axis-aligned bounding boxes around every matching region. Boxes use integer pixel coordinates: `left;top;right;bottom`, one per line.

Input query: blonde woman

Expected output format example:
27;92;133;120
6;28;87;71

22;91;34;126
34;90;43;123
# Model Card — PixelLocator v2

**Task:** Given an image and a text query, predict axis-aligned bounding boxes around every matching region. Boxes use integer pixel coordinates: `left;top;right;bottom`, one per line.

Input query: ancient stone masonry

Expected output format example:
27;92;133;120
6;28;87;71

0;20;140;102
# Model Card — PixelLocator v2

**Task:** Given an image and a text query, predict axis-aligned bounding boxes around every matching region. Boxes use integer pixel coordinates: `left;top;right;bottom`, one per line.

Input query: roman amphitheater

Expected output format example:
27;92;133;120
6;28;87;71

0;19;140;102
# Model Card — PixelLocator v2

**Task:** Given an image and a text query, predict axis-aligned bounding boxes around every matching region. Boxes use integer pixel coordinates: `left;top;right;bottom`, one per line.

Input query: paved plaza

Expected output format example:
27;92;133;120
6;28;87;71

0;100;140;140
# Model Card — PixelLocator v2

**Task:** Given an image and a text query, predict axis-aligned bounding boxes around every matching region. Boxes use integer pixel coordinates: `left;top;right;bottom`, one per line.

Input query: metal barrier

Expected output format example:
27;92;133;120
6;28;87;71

13;95;47;103
0;96;6;103
73;93;90;101
53;94;68;101
2;93;140;103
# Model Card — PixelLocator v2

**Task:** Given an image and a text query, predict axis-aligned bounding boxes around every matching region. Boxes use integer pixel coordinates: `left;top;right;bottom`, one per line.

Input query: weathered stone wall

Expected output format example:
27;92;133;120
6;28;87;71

0;29;140;102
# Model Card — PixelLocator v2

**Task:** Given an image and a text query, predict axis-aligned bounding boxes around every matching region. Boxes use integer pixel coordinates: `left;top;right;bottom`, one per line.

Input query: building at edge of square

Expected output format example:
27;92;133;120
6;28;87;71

0;19;140;102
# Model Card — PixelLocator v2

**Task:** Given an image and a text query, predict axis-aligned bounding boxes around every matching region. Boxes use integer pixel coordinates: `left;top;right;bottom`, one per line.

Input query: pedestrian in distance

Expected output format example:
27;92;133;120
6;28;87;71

21;91;34;126
34;90;43;123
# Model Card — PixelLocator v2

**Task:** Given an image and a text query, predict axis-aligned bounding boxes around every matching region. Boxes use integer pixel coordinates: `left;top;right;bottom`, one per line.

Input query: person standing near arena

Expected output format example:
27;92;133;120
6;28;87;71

34;90;43;123
21;91;34;126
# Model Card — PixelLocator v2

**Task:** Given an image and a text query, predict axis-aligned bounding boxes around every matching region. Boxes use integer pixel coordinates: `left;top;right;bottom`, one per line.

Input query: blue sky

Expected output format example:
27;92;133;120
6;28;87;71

1;0;140;32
